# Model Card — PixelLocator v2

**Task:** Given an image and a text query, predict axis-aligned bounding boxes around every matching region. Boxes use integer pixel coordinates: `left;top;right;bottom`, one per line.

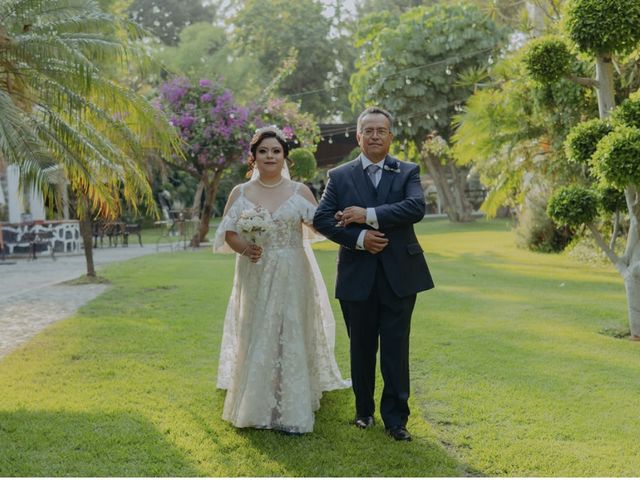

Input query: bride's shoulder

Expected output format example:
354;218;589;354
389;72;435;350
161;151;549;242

293;181;317;205
227;181;251;203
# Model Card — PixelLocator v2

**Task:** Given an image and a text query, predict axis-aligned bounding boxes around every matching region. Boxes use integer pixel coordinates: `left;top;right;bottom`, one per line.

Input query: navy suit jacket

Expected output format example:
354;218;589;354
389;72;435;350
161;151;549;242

313;154;434;301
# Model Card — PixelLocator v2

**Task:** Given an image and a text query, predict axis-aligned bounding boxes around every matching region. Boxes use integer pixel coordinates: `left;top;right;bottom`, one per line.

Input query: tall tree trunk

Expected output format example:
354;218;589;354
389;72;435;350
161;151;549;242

78;202;96;277
623;270;640;339
590;187;640;338
624;192;640;339
191;179;205;218
596;54;616;119
423;155;455;218
447;160;474;222
421;155;473;222
191;170;223;247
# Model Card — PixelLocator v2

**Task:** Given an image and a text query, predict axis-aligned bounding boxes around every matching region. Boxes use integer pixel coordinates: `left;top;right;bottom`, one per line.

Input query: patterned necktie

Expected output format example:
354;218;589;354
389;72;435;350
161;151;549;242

367;163;381;188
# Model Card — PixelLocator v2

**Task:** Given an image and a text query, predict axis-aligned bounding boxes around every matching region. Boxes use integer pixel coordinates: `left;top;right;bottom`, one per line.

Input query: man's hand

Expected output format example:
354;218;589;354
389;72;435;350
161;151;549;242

363;230;388;254
341;206;367;226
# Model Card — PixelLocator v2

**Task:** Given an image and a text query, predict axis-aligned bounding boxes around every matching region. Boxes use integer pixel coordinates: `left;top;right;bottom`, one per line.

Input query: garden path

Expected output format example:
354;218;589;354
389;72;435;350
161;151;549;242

0;245;160;358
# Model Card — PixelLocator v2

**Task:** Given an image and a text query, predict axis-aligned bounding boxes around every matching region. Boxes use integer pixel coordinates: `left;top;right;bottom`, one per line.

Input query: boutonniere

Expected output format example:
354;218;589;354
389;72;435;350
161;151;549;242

383;162;400;173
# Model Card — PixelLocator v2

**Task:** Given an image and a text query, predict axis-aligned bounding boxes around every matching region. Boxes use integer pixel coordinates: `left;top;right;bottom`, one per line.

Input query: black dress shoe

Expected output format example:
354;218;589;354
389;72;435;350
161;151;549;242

385;425;412;441
354;415;375;429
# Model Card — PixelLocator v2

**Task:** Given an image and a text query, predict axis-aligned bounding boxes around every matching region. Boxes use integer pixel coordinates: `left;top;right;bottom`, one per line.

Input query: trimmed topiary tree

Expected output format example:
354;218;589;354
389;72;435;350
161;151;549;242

567;0;640;117
524;36;573;83
598;185;627;215
288;148;317;181
564;119;613;166
527;0;640;339
591;127;640;188
547;185;598;227
611;92;640;129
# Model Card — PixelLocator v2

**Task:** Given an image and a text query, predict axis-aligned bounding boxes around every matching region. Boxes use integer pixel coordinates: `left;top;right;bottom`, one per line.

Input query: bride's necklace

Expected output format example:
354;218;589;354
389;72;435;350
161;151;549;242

257;177;284;188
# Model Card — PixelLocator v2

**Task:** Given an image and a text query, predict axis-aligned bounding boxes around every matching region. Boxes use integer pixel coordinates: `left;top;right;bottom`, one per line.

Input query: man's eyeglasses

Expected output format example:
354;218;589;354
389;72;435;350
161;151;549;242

360;128;390;137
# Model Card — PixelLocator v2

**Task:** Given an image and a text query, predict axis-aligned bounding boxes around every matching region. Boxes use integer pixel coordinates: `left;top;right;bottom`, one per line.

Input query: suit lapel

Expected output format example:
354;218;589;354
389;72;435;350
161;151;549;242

350;155;377;205
375;155;397;205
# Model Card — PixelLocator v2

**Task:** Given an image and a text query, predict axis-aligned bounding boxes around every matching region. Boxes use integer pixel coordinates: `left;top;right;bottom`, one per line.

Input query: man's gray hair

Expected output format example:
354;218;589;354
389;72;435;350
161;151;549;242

357;106;394;132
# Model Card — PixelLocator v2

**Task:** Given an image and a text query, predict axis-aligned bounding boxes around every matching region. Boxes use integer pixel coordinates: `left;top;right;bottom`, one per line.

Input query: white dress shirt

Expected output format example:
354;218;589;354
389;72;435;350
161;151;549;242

356;155;382;250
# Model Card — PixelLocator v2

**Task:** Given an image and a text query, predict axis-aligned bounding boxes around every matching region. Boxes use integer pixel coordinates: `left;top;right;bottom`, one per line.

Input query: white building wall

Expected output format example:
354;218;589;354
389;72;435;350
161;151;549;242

28;186;46;220
5;165;48;222
7;165;22;223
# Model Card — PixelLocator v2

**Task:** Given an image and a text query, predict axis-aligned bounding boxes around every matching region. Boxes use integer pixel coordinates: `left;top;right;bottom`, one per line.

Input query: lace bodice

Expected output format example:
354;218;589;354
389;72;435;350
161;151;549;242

213;182;317;253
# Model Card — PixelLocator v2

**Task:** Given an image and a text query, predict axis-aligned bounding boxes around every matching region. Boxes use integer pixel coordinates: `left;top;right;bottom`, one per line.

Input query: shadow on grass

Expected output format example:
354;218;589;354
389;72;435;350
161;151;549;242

0;409;198;477
229;389;476;477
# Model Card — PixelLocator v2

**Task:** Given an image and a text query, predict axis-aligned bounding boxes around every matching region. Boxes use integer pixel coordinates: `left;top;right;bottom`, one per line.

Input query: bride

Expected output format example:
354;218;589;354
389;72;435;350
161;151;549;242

214;125;350;434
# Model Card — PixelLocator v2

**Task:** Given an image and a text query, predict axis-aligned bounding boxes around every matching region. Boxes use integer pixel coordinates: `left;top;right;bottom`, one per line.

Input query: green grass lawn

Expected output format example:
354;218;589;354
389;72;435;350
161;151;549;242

1;218;638;476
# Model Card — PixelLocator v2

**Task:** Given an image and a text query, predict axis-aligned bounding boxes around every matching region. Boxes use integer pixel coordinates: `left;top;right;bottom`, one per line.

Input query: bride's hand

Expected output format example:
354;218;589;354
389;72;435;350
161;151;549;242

244;243;262;263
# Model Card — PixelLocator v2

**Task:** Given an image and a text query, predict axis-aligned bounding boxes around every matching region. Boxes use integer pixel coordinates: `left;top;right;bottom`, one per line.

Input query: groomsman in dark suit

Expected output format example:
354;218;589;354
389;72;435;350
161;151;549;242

313;107;434;441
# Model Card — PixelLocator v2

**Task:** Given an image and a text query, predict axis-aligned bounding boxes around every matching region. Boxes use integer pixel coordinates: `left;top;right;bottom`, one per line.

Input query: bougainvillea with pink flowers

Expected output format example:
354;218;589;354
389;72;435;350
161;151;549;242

158;77;254;177
259;98;320;151
156;76;320;245
156;77;257;245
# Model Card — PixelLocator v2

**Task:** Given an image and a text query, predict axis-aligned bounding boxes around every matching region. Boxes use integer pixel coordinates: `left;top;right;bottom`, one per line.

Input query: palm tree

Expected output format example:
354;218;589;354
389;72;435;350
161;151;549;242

0;0;180;276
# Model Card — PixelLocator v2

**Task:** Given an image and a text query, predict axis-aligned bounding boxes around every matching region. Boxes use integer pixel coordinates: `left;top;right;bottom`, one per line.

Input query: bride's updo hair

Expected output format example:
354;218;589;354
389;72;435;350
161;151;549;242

246;126;290;179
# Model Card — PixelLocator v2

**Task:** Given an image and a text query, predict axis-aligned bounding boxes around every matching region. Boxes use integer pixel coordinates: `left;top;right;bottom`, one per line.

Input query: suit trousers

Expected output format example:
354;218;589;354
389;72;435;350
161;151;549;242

339;260;416;428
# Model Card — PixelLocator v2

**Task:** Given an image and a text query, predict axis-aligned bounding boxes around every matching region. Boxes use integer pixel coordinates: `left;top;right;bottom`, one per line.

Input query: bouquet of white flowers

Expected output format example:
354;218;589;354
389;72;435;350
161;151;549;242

236;206;273;262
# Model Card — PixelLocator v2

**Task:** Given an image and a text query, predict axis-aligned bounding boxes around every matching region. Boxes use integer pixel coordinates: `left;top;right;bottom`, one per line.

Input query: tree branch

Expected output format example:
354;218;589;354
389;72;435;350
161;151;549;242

588;223;624;272
549;0;562;18
610;210;621;251
161;157;200;179
567;75;600;88
532;0;560;21
627;185;640;217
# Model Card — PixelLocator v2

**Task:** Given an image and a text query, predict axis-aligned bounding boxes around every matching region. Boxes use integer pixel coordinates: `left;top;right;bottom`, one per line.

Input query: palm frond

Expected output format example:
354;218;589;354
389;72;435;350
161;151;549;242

34;118;121;216
1;0;103;25
0;89;53;185
34;105;156;216
0;0;179;220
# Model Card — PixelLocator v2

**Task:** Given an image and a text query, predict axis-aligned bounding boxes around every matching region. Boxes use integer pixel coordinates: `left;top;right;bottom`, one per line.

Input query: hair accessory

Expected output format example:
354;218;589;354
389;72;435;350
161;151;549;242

253;125;288;143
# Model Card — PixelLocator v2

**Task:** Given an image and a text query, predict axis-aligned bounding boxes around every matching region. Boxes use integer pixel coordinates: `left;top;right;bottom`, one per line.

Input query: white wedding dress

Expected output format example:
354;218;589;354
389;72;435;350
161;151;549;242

213;181;350;433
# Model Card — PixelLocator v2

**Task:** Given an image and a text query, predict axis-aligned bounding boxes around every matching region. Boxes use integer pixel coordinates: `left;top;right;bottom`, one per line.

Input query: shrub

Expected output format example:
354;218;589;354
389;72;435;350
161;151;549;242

592;126;640;189
598;185;626;213
611;91;640;129
547;184;598;227
515;190;573;252
288;148;317;181
566;0;640;55
565;118;612;164
523;36;572;83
